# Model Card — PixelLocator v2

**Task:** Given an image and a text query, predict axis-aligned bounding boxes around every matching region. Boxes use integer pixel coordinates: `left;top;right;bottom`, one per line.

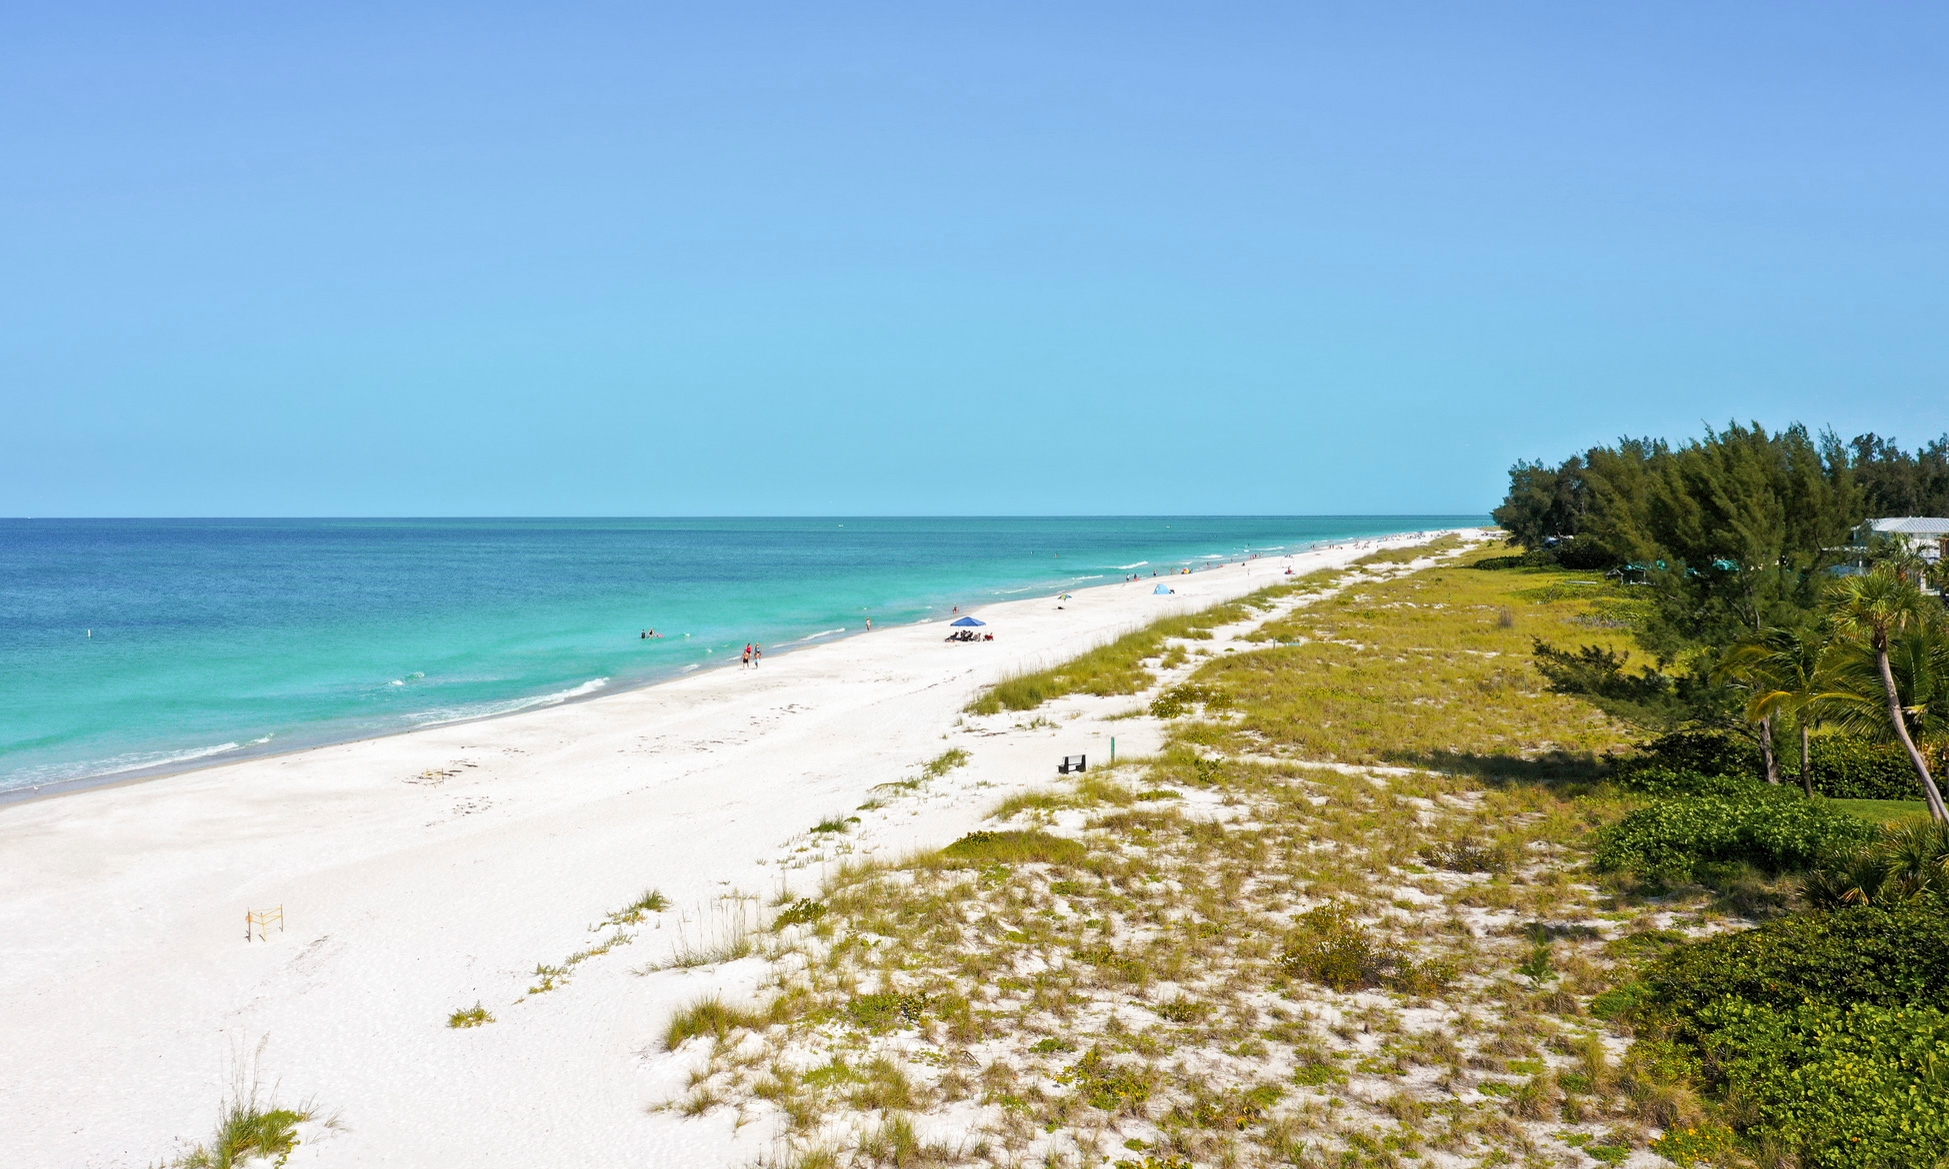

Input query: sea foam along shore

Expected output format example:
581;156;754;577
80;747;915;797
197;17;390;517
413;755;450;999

0;530;1471;1168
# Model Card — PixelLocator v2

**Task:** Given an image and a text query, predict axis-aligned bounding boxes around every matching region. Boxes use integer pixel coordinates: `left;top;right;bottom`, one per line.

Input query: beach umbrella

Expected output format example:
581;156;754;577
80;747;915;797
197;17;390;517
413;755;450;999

950;616;986;626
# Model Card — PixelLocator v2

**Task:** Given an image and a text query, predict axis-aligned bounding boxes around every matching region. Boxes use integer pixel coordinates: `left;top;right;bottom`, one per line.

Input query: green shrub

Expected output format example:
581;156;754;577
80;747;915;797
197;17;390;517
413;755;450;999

1148;682;1231;719
1808;735;1942;801
1593;788;1872;882
774;898;828;929
1278;904;1376;990
1276;904;1449;993
1630;729;1760;779
1610;766;1757;798
1639;904;1949;1031
1694;999;1949;1169
941;830;1087;866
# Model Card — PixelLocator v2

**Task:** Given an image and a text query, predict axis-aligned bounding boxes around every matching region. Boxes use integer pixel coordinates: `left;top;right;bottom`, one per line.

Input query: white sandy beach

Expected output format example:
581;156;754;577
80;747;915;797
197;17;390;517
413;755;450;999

0;533;1462;1168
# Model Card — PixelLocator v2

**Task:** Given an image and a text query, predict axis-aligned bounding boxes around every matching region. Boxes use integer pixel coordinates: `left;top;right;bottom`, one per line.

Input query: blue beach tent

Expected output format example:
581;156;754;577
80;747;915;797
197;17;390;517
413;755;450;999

1153;584;1174;595
950;616;985;627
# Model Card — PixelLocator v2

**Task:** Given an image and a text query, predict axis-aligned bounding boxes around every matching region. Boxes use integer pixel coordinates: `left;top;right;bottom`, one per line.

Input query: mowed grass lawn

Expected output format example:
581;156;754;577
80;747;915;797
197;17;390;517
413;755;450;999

1831;797;1933;824
1190;548;1641;767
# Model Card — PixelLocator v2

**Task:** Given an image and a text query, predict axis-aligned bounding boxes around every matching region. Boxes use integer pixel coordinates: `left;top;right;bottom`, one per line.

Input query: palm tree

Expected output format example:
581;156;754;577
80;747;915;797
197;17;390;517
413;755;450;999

1827;567;1949;823
1719;626;1843;797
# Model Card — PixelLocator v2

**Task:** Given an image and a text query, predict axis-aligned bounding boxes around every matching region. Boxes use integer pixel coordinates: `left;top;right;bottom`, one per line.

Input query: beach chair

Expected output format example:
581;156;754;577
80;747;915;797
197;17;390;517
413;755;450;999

1058;754;1087;774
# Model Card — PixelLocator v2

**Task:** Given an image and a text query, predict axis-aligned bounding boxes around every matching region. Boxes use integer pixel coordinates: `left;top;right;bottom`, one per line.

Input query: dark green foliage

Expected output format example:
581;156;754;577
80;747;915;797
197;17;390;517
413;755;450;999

1499;423;1865;653
941;830;1088;866
1849;431;1949;517
1148;682;1231;719
1802;822;1949;908
1694;1000;1949;1169
1601;907;1949;1167
1493;456;1593;549
1594;788;1872;882
1472;548;1565;570
1610;767;1756;797
1632;729;1760;778
1639;904;1949;1028
1810;735;1942;801
1532;640;1693;731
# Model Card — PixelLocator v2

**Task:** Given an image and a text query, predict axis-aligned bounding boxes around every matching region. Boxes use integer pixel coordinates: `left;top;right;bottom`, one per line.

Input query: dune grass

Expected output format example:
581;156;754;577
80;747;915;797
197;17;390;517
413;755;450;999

447;1001;494;1028
665;995;769;1050
962;581;1332;715
939;829;1088;866
1350;531;1465;565
166;1053;319;1169
1196;545;1639;767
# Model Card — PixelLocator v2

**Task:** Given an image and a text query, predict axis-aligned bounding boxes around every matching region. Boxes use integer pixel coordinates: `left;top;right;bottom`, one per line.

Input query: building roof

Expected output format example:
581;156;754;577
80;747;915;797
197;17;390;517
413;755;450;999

1864;517;1949;536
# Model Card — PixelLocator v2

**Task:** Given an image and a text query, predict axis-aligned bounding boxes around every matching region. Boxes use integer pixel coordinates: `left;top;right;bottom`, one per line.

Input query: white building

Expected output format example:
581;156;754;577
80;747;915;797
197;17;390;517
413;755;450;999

1852;516;1949;564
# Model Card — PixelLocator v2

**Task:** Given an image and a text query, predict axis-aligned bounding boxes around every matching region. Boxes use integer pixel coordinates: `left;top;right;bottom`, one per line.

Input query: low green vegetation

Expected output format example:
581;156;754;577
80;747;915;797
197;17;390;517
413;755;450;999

1190;547;1638;766
447;1001;494;1028
964;581;1330;715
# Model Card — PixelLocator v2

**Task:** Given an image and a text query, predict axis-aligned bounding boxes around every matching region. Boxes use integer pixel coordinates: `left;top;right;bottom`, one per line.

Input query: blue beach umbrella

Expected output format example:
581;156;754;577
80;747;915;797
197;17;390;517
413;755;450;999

950;616;986;626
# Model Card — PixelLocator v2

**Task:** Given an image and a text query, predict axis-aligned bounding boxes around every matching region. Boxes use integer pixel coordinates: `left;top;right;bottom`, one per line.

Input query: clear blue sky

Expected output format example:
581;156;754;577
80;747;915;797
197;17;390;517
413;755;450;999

4;3;1944;516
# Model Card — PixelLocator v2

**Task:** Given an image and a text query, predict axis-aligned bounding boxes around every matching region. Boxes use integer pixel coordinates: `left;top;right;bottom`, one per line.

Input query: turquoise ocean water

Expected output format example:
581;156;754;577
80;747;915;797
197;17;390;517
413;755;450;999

0;517;1480;796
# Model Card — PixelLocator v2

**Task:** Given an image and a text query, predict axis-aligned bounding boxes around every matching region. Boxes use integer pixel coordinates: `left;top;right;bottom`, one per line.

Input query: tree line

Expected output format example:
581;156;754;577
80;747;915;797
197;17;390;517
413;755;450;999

1493;421;1949;825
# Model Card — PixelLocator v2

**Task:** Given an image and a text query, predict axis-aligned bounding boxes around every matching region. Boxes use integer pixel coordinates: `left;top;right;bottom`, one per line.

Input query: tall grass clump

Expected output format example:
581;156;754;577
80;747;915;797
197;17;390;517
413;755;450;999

940;829;1087;866
447;1001;494;1028
963;587;1309;714
665;995;767;1050
166;1051;317;1169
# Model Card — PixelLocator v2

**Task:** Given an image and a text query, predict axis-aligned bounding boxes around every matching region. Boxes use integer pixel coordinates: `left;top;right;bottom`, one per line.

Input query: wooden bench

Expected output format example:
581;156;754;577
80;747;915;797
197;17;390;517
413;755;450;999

1058;754;1087;775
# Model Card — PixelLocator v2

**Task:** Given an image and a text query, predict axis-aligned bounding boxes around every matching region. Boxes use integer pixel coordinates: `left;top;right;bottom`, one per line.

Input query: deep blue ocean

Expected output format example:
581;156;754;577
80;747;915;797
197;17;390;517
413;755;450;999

0;517;1479;794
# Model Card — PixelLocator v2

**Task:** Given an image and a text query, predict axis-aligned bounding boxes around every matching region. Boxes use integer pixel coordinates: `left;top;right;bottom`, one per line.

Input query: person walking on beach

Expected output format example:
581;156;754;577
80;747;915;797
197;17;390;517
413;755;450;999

742;643;752;669
752;643;762;667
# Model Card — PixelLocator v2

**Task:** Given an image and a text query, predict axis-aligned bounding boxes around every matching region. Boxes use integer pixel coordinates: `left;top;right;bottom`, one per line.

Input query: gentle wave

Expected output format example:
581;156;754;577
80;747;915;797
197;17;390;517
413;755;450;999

405;677;611;729
783;628;846;645
8;741;248;789
1116;561;1149;569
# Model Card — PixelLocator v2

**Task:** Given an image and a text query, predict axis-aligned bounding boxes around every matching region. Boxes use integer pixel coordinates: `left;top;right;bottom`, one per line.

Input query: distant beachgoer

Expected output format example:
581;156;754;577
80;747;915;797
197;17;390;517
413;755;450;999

753;644;762;666
742;643;752;668
952;605;959;614
865;618;872;631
